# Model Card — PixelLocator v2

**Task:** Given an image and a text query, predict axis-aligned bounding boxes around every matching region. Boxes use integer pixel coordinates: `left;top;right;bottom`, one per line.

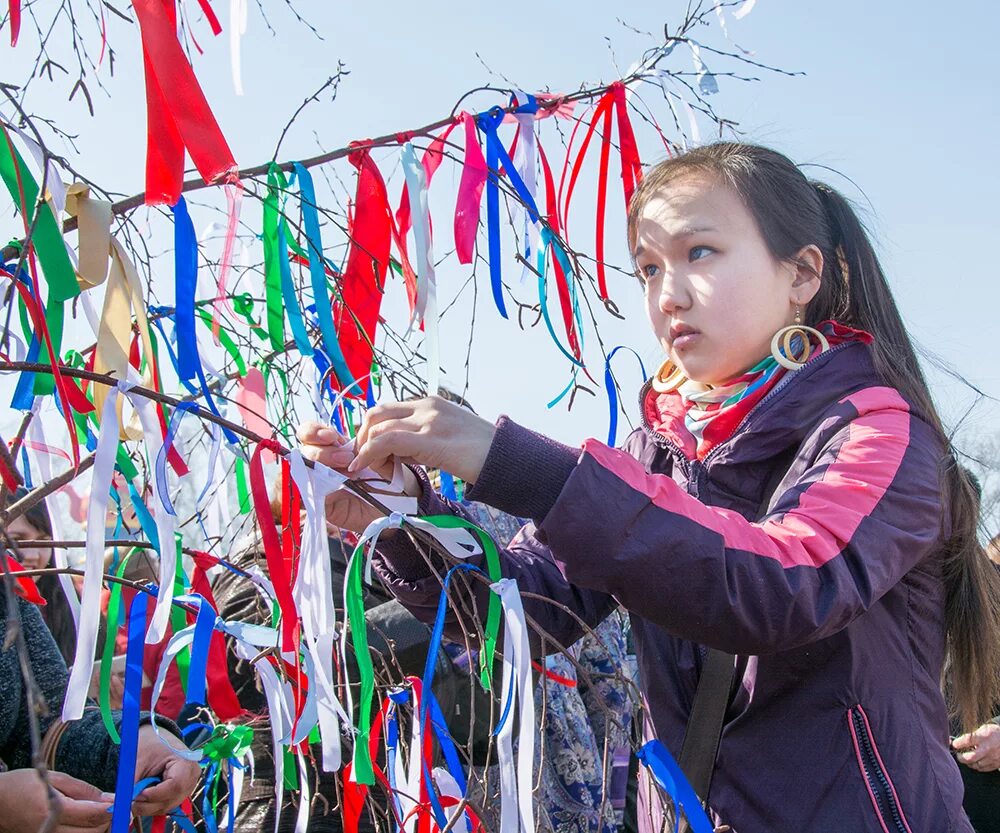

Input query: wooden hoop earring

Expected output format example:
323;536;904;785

651;359;687;393
770;325;830;371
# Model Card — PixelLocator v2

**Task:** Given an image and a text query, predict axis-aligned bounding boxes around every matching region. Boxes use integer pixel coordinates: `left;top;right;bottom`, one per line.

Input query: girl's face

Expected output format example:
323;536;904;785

5;515;52;572
634;172;820;386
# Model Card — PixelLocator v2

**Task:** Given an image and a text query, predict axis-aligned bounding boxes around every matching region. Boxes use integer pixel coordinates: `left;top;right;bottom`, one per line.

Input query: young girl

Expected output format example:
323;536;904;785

298;143;1000;832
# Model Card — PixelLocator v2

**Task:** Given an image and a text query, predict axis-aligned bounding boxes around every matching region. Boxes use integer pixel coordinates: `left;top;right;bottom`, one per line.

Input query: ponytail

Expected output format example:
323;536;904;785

628;143;1000;729
812;182;1000;729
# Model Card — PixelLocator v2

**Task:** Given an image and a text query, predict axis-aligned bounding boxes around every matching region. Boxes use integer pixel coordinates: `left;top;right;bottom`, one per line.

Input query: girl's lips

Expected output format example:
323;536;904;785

672;332;700;351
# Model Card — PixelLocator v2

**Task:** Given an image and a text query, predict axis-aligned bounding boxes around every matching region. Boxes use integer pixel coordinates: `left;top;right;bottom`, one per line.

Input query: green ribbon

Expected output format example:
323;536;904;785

195;306;247;376
169;534;191;691
100;552;135;742
0;127;78;395
262;166;287;352
200;724;254;763
421;515;503;690
346;513;504;785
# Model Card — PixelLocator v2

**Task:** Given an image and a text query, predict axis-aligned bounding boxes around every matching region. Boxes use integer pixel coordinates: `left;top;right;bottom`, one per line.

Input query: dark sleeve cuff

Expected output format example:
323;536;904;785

465;416;580;523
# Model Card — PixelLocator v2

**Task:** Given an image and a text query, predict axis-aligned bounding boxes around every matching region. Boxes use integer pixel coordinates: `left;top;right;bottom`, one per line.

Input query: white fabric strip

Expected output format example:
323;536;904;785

62;386;121;720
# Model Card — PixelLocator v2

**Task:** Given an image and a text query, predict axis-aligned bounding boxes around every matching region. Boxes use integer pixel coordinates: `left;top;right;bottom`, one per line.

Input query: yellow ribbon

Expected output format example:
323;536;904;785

66;183;156;439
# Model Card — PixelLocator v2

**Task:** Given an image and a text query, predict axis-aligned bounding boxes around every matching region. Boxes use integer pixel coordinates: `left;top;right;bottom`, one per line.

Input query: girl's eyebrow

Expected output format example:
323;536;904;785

634;225;719;257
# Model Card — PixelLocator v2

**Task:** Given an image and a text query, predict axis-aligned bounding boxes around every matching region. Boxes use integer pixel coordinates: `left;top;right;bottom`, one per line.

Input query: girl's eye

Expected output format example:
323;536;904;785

641;263;660;280
689;245;714;262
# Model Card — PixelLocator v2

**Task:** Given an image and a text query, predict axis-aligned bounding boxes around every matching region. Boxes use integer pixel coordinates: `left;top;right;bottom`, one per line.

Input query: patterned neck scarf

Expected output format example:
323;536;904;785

677;321;869;459
679;354;786;459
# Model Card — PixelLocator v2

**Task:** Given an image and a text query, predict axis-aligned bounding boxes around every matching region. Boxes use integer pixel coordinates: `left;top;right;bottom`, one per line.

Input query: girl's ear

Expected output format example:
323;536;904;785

790;244;823;305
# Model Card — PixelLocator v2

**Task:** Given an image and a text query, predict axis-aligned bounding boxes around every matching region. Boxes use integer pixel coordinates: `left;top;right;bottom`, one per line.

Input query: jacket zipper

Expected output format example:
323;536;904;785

638;342;856;472
849;706;908;833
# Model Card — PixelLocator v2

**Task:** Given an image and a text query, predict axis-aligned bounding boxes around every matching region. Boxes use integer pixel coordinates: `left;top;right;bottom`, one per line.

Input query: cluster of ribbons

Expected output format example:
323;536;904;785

0;1;764;827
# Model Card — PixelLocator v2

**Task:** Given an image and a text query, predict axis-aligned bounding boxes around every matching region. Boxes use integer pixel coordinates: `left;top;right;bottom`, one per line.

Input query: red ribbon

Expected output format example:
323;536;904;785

0;265;82;467
132;0;237;205
562;82;643;301
4;555;46;605
0;443;21;491
532;659;577;687
335;145;391;394
7;0;19;46
248;440;299;652
537;140;582;361
194;0;222;35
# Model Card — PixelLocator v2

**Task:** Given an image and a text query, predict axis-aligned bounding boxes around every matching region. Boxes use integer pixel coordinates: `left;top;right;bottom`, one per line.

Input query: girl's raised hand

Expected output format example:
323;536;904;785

296;421;420;535
349;396;495;485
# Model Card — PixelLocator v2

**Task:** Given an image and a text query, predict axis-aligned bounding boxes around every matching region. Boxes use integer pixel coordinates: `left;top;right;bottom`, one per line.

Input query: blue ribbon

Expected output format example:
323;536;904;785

293;162;360;395
418;563;484;827
179;593;217;708
19;445;31;488
386;690;407;832
439;471;457;500
536;230;585;369
203;760;219;833
277;218;314;357
154;401;199;516
604;346;648;447
148;311;199;397
127;482;160;551
10;269;40;410
115;777;198;833
476;100;543;320
636;739;715;833
168;200;240;445
172;198;200;382
110;591;149;833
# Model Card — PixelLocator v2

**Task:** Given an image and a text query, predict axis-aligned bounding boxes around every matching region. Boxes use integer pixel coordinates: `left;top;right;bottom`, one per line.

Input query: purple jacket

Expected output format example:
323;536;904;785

373;342;972;833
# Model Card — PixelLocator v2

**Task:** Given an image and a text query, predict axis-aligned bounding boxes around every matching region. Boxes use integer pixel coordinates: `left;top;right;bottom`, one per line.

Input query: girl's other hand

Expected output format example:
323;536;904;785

350;396;495;484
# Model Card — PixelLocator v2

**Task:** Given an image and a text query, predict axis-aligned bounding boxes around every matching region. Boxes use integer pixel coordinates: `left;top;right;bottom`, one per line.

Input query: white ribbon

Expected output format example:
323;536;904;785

8;123;67;215
400;142;440;397
229;0;248;95
122;384;179;644
63;386;121;720
512;98;539;288
491;578;536;833
289;450;350;771
150;626;204;762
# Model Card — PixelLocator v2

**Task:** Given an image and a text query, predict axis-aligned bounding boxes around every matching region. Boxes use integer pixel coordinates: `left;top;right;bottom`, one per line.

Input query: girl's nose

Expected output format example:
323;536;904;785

658;274;689;316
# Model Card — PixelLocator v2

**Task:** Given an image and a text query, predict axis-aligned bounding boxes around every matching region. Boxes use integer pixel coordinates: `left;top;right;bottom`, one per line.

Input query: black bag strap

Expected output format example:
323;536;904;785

677;647;737;810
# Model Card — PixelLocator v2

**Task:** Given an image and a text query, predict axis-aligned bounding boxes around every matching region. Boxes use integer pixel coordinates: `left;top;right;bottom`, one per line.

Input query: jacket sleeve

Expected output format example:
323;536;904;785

537;387;946;654
371;418;620;656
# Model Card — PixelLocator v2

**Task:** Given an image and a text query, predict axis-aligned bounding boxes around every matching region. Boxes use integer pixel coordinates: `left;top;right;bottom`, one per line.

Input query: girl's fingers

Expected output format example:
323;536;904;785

349;430;417;475
300;441;356;470
296;421;349;447
356;402;415;448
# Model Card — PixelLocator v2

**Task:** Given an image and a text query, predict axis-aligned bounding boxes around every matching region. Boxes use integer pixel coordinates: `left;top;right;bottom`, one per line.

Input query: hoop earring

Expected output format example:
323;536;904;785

770;312;830;372
651;358;687;393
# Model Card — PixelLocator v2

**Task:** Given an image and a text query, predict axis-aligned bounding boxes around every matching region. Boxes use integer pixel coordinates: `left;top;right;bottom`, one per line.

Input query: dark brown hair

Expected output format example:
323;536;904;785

627;142;1000;729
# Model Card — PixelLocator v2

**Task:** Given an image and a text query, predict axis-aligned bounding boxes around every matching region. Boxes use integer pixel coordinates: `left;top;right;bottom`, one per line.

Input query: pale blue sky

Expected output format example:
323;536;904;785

4;0;999;451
